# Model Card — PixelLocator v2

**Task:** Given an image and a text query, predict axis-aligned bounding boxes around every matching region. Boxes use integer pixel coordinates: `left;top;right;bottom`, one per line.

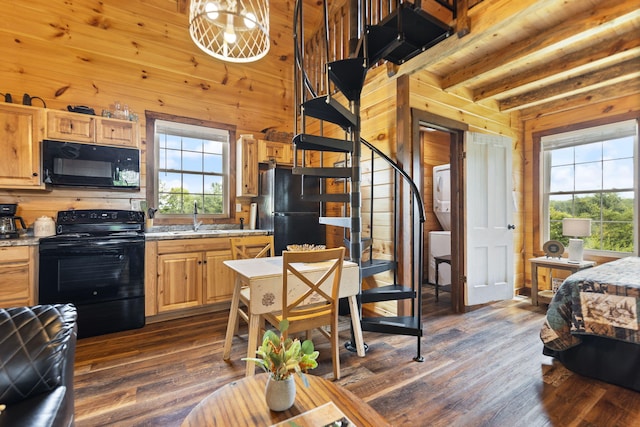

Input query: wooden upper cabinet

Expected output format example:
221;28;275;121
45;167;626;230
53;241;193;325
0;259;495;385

237;135;259;197
96;117;138;147
258;140;293;165
46;110;95;142
46;110;139;148
0;104;45;189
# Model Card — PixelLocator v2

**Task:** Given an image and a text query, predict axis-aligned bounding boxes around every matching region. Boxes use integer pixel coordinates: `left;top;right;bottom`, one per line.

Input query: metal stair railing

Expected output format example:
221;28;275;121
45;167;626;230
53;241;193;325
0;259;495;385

292;0;427;361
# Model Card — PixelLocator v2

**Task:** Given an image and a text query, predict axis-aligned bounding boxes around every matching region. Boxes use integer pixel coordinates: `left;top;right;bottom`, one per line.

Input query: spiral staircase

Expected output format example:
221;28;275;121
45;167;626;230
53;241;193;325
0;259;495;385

289;0;453;361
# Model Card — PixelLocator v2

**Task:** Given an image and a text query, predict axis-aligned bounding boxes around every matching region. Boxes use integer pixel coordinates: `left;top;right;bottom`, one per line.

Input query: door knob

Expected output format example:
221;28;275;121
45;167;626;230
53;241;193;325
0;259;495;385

507;224;516;230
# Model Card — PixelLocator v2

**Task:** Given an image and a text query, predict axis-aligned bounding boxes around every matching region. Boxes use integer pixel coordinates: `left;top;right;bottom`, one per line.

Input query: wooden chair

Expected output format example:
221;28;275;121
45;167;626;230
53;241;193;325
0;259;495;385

222;235;274;361
262;247;346;380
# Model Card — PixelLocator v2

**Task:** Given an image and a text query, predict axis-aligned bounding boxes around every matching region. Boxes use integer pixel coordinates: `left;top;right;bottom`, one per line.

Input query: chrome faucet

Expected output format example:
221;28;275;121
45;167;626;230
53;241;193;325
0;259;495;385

193;200;202;231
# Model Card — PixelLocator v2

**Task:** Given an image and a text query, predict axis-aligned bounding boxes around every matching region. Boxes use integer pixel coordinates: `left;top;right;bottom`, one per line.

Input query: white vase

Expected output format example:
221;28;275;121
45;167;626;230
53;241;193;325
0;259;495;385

265;375;296;411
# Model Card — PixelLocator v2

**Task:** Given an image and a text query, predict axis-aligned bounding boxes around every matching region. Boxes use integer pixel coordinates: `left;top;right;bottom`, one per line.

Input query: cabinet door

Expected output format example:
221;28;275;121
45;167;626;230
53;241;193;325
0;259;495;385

0;246;34;307
157;252;203;312
237;136;259;197
259;140;292;165
96;117;138;147
46;110;95;142
0;104;44;189
203;249;234;304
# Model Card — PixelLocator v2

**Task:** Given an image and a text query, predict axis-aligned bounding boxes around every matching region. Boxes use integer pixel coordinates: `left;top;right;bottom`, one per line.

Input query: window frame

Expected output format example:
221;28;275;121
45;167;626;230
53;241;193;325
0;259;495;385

533;113;639;258
145;111;237;224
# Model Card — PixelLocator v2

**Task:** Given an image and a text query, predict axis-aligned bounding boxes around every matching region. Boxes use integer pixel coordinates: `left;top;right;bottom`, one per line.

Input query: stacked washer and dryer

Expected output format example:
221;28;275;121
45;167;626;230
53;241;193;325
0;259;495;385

428;164;452;289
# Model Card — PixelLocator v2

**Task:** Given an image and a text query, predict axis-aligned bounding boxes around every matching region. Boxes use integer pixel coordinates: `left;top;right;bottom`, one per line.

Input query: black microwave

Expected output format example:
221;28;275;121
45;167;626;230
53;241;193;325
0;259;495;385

42;140;140;190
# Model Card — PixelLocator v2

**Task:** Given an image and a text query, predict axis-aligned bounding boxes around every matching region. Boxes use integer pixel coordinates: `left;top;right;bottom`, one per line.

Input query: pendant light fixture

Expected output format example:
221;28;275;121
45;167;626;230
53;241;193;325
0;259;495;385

189;0;270;63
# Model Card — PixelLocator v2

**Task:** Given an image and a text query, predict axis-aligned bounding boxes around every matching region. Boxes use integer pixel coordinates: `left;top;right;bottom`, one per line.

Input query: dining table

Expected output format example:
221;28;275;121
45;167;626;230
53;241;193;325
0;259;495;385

222;256;366;376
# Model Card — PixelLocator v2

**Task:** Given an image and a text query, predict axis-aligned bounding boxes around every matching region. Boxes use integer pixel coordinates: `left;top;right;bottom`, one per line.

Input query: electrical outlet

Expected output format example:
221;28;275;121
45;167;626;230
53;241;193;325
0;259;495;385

131;200;141;211
236;203;242;212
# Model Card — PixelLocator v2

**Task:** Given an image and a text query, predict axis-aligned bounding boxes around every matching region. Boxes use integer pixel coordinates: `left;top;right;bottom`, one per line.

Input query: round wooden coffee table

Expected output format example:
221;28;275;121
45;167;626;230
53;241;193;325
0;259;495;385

181;373;390;426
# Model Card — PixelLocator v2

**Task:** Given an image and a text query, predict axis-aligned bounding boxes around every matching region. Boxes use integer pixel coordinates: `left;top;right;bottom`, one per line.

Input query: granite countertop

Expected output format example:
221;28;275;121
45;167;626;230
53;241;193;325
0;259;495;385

0;227;269;246
145;227;268;241
0;236;41;247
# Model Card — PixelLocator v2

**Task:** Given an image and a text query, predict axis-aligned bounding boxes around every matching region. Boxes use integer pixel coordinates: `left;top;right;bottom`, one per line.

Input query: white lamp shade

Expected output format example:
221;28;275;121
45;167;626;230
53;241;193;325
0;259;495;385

562;218;591;237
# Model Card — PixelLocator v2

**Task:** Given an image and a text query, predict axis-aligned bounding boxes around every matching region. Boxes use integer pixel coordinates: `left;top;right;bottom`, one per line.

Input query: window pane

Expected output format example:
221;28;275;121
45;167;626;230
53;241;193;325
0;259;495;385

182;151;203;173
182;137;204;152
603;137;634;160
574;162;601;192
574;142;601;163
574;193;597;218
204;153;222;173
600;221;634;252
603;159;633;189
183;173;203;194
549;165;574;192
602;192;634;221
551;146;573;166
204;194;223;214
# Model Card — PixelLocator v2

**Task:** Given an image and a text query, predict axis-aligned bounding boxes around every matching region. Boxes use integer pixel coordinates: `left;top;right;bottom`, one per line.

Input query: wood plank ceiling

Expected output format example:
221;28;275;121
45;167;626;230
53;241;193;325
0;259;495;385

392;0;640;120
181;0;637;121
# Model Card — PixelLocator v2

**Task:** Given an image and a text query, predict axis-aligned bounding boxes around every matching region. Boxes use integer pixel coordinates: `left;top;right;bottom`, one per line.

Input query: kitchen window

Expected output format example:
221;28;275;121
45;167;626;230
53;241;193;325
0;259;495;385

540;119;638;256
146;112;236;219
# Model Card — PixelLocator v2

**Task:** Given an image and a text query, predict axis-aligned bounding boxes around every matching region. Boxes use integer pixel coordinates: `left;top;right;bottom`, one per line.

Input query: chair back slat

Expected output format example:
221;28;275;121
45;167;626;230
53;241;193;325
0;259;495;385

282;247;345;321
230;235;275;260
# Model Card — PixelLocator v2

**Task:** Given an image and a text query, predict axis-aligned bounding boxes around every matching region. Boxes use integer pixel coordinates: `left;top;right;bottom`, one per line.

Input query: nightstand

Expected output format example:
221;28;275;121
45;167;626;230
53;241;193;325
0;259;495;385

529;256;596;305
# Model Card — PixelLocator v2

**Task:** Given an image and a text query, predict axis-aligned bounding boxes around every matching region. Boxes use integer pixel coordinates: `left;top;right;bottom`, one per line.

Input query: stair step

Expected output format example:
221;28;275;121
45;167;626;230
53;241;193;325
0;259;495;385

292;167;351;178
361;259;396;277
327;58;368;101
319;216;350;228
360;316;422;337
302;193;350;203
293;134;352;153
344;238;373;252
302;96;357;130
361;284;414;303
367;2;452;65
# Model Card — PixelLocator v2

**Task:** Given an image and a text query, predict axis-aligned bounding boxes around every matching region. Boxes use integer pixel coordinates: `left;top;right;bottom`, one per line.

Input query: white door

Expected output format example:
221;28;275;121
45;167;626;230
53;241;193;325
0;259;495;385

465;132;514;305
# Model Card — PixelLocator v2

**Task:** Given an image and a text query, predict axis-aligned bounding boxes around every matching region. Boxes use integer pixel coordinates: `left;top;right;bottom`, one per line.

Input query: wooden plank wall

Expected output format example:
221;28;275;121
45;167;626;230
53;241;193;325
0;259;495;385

0;0;297;227
522;93;640;293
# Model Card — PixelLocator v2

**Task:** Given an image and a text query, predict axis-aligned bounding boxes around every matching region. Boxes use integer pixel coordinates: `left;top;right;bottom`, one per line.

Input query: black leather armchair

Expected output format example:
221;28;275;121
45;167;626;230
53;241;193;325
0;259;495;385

0;304;77;427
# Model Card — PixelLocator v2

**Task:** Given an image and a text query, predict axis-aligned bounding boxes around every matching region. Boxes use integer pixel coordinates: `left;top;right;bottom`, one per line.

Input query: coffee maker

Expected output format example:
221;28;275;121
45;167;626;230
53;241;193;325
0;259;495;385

0;204;27;239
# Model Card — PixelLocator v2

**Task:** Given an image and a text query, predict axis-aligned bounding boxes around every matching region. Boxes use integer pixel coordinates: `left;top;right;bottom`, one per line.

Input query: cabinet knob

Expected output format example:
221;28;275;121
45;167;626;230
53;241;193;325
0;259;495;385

32;172;38;177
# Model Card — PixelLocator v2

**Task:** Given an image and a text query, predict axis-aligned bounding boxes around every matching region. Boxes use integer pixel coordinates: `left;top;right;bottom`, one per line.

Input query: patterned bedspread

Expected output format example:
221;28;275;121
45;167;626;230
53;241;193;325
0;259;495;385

540;257;640;351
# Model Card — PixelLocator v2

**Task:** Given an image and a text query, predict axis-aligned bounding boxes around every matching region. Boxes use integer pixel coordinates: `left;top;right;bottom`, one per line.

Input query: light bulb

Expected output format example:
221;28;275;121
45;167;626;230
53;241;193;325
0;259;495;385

243;12;256;29
224;14;236;44
204;2;219;20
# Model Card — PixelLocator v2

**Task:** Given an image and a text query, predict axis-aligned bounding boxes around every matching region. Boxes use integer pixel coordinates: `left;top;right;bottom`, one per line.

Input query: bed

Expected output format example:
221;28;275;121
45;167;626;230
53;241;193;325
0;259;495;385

540;256;640;391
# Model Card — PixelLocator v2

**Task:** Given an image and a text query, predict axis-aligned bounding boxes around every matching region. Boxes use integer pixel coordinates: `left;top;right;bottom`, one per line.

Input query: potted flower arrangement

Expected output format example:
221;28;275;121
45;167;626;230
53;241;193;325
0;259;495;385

243;320;319;411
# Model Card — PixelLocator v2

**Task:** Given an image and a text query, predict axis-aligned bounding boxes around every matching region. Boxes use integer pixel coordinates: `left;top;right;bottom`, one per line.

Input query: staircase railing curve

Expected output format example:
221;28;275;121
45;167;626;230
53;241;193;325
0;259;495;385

291;0;428;362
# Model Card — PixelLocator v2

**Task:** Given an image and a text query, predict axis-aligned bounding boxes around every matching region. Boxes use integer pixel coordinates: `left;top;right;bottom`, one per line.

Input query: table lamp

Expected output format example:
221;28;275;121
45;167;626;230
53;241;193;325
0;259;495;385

562;218;591;263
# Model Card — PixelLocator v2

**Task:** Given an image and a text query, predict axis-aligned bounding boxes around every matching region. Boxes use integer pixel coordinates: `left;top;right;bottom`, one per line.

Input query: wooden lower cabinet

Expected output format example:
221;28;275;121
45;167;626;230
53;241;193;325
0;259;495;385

147;237;240;317
0;246;36;308
157;252;204;313
204;249;235;304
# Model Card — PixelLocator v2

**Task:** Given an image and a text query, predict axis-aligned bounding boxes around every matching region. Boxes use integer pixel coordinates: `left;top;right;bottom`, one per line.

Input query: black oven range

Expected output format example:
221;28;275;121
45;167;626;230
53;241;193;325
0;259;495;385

39;209;145;339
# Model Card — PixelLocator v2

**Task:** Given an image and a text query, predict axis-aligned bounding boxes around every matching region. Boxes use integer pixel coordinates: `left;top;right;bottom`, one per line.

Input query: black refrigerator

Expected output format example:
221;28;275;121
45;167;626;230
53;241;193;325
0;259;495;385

257;165;326;255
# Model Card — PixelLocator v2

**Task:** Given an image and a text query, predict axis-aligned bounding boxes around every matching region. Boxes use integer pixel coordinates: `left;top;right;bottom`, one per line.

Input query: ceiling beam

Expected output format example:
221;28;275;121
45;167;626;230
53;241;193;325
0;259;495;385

440;0;639;90
519;78;640;121
499;57;640;112
473;33;640;102
392;0;559;78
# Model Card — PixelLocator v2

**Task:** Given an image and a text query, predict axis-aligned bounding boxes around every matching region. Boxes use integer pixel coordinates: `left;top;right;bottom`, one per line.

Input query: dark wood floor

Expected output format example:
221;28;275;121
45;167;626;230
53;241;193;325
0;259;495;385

73;289;640;426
